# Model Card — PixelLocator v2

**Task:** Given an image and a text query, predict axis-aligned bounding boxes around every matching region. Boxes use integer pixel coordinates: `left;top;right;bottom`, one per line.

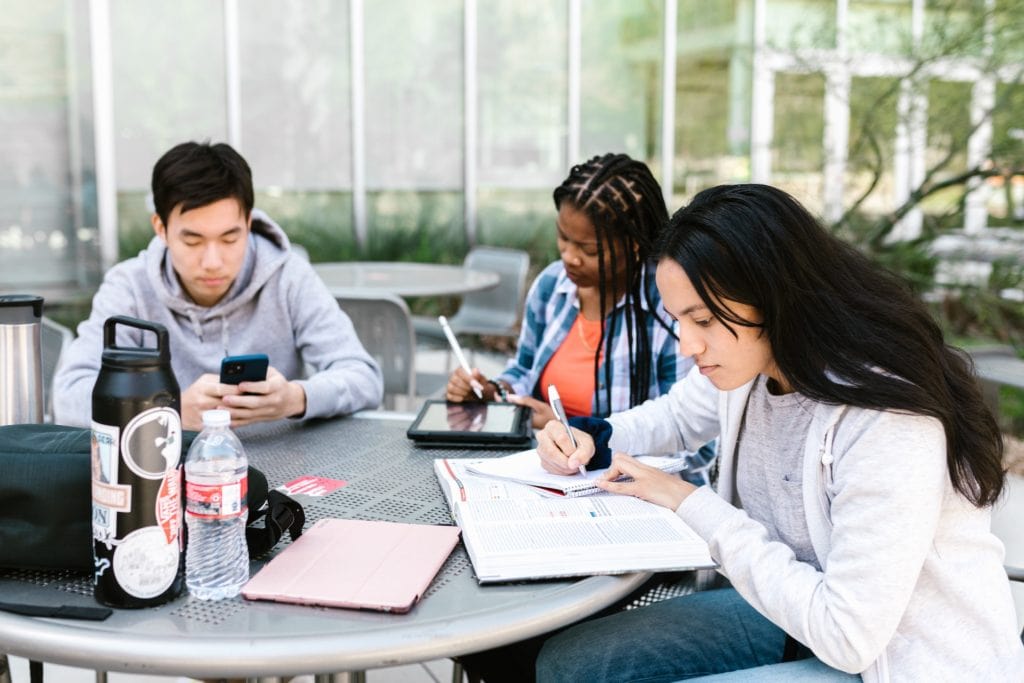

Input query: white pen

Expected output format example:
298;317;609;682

439;315;484;399
548;384;586;477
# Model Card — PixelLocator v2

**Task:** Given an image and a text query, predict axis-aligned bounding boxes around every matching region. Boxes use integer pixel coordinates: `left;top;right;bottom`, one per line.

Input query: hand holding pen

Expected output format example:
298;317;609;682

547;384;587;478
535;403;596;477
439;315;484;400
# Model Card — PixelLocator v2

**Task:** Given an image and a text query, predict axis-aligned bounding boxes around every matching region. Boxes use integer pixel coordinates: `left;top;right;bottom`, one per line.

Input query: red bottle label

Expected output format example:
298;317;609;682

186;476;248;520
155;467;182;545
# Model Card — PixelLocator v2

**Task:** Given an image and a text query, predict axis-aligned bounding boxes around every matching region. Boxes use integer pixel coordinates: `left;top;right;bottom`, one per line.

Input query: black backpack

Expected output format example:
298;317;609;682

0;424;303;571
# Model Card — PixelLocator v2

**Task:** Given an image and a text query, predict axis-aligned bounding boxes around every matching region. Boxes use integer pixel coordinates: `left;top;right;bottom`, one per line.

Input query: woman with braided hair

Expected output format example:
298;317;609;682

446;153;715;481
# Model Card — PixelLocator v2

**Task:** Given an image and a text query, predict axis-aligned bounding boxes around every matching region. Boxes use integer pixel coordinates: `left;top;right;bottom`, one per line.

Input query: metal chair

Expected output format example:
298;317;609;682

415;247;530;364
967;345;1024;417
40;316;73;424
1009;564;1024;643
335;293;417;411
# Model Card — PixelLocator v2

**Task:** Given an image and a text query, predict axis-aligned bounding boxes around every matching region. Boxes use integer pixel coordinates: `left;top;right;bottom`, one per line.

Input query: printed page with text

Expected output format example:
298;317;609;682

435;458;715;583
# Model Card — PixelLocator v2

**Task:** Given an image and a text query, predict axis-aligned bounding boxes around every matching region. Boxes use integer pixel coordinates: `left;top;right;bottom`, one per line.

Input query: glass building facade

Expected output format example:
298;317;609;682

1;0;1021;298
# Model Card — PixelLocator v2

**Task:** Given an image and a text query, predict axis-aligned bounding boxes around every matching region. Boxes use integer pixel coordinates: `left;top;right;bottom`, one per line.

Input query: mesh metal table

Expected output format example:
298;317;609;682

0;412;649;679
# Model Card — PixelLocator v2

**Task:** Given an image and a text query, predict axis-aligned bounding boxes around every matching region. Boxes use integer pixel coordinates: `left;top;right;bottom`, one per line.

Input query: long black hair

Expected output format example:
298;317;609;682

553;153;675;413
656;183;1004;507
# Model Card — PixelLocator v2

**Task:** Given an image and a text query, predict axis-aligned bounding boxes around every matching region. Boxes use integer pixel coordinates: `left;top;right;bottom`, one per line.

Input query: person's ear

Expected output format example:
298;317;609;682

151;214;167;244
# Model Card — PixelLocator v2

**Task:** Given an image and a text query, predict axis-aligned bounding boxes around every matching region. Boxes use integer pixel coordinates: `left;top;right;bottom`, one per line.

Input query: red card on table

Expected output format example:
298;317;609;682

277;476;347;497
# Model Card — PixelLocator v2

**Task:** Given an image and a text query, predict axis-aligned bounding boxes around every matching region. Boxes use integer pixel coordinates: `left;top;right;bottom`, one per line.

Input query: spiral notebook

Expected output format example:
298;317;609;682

241;518;460;613
465;449;691;498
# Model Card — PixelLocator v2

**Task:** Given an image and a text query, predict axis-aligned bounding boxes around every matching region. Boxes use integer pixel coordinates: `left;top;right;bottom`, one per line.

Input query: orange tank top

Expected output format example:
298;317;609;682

539;315;603;418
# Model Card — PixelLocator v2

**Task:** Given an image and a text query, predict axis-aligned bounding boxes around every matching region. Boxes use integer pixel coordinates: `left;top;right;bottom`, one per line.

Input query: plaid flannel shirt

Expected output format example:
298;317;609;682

498;260;715;480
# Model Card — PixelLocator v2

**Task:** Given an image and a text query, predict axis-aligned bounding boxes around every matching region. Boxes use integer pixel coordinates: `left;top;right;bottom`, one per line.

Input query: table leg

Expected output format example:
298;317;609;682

313;673;365;683
94;672;108;683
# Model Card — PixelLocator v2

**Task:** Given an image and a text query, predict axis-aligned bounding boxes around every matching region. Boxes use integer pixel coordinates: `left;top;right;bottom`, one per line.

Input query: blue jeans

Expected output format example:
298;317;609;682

535;588;860;682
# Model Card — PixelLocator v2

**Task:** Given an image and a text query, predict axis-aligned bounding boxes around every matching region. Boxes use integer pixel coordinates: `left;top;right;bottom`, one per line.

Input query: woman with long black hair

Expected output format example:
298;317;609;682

535;184;1023;681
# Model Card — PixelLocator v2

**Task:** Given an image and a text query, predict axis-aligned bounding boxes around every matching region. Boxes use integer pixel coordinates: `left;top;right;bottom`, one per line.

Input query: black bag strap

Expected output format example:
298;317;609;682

245;489;305;557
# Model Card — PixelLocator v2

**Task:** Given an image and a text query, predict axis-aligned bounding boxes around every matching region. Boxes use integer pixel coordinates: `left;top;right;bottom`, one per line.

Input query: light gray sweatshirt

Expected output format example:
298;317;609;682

53;210;383;426
608;365;1024;682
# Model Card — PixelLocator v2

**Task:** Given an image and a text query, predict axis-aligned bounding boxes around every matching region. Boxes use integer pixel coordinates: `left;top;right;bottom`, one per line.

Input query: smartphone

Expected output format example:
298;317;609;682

220;354;269;385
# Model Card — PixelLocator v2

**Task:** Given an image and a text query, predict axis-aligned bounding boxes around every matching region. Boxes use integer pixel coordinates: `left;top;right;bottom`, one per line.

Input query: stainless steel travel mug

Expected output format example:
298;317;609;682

0;294;44;426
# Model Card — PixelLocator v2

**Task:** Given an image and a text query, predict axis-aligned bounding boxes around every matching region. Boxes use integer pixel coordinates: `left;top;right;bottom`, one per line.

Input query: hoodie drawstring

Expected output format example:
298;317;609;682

185;310;230;357
221;316;230;357
187;311;203;342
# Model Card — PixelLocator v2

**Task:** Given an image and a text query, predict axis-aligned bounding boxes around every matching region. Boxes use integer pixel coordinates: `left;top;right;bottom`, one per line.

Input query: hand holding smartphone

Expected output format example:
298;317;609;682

220;354;269;385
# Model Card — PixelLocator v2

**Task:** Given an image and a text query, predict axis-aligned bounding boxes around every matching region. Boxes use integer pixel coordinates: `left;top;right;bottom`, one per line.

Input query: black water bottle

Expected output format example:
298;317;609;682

91;315;184;608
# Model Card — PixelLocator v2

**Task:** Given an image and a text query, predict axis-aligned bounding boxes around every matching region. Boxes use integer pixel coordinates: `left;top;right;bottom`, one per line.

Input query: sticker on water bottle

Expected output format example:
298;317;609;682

185;477;248;520
91;422;130;544
155;466;182;546
122;407;182;480
112;525;180;598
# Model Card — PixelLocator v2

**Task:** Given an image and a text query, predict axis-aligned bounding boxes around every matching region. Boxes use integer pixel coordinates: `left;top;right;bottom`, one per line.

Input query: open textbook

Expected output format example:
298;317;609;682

465;448;692;498
434;458;716;583
434;457;548;511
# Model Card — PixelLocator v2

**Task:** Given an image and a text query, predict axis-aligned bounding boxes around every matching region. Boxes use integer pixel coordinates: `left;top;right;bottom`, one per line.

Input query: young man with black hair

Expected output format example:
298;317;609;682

54;141;382;430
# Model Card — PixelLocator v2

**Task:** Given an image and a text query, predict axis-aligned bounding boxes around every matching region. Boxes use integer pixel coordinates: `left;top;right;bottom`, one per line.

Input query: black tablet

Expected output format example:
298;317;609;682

407;400;532;448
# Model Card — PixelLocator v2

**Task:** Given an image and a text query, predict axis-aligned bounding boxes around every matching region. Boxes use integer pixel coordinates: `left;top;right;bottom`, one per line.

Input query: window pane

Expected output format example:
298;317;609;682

0;1;98;292
764;0;836;51
923;1;989;60
366;191;464;261
990;82;1024;226
111;0;226;191
772;72;825;211
994;0;1024;61
239;0;351;190
258;190;355;260
364;0;462;190
848;1;912;55
477;188;556;261
579;1;662;164
676;1;751;202
926;80;971;174
922;79;971;219
847;76;900;216
478;0;568;188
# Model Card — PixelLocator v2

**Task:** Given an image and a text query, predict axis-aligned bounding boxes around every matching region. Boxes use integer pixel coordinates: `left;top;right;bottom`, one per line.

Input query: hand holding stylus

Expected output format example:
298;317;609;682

439;315;484;400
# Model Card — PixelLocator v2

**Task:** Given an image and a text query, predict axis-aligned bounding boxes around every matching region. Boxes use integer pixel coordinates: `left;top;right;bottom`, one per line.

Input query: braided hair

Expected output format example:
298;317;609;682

552;153;676;414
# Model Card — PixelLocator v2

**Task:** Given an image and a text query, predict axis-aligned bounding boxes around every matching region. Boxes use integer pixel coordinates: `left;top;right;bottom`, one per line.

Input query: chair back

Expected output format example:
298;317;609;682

449;247;530;338
40;316;73;423
335;293;416;410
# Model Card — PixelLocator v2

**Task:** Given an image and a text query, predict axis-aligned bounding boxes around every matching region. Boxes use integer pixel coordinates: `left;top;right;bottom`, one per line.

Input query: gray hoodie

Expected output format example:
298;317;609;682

53;210;383;426
609;366;1024;681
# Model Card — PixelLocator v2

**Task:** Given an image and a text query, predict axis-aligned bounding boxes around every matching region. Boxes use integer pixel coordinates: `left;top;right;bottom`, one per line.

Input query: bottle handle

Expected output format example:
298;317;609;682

103;315;172;360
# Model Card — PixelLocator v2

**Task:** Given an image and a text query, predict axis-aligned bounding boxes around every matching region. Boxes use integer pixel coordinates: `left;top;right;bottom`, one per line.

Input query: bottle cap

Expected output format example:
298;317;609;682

201;409;231;428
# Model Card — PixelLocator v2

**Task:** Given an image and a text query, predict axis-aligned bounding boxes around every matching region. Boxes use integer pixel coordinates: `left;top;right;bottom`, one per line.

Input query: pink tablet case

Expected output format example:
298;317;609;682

242;518;461;613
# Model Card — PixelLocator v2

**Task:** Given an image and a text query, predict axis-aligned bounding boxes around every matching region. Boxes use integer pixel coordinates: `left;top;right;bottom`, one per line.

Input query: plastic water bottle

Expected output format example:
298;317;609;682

185;409;249;600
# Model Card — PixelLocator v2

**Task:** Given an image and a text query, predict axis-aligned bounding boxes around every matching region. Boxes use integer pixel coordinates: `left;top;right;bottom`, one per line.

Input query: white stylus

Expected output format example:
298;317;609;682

548;385;586;477
439;315;483;399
